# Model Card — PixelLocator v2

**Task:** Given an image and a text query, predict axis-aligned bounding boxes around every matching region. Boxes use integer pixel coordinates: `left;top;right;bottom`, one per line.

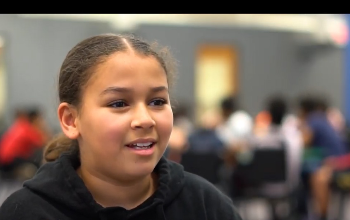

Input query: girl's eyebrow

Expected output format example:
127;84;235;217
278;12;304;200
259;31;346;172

100;86;168;96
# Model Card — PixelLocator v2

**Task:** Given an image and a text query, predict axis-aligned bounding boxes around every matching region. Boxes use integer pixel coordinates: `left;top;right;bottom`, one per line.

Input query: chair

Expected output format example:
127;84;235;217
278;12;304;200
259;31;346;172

234;148;287;186
231;147;297;220
180;151;224;185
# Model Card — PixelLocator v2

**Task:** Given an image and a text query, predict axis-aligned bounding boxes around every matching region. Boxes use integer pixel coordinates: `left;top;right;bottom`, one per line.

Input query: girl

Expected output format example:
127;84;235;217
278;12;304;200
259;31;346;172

0;33;242;220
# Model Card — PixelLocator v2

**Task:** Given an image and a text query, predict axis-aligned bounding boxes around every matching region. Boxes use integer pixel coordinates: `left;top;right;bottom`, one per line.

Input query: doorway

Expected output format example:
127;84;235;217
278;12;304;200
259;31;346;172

195;45;238;124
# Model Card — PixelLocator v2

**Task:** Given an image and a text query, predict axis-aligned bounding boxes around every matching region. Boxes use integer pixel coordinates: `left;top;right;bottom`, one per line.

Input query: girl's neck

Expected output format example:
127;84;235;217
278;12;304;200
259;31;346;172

77;166;157;210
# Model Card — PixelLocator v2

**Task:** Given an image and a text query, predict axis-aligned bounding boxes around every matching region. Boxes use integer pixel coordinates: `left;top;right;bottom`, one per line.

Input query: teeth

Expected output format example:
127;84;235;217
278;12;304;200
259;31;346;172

134;142;152;147
133;146;151;150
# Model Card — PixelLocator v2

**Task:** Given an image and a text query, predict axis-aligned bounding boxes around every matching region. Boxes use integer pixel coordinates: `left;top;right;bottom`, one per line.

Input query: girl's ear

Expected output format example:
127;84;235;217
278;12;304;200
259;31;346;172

58;102;79;139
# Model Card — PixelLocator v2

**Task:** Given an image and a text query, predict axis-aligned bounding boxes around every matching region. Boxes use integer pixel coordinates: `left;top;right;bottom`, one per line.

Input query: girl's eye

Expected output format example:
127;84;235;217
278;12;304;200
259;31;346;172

150;99;167;106
108;101;128;108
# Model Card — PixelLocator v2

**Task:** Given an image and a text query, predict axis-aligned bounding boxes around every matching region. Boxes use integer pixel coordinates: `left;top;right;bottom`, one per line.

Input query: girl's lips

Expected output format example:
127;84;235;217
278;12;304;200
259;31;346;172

126;138;156;146
125;142;156;156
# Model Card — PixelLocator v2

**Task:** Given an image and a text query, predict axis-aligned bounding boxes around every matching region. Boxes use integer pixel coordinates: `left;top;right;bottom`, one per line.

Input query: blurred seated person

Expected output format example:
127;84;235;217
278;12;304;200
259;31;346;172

187;109;224;154
253;110;271;137
214;96;253;194
166;125;188;163
164;105;192;163
327;107;345;135
298;94;347;220
216;95;253;153
0;107;51;179
247;95;303;196
173;104;194;136
215;95;253;169
316;95;348;150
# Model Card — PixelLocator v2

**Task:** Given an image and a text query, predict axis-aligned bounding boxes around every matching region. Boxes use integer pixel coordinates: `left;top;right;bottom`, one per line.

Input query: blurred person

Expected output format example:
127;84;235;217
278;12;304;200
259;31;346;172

0;34;242;220
165;105;192;163
253;110;271;137
215;95;253;175
215;96;253;195
187;109;224;154
314;94;346;134
281;113;304;185
166;125;188;163
298;94;347;157
217;99;253;169
314;95;349;153
251;95;289;147
0;107;50;180
248;95;303;197
327;107;346;135
297;94;347;220
0;108;25;138
220;95;237;122
216;95;253;151
173;104;194;136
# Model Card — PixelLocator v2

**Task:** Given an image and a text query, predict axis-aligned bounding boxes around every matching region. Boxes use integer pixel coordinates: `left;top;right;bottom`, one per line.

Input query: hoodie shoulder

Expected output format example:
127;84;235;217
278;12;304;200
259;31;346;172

0;188;47;219
184;171;242;220
0;186;83;220
166;159;242;220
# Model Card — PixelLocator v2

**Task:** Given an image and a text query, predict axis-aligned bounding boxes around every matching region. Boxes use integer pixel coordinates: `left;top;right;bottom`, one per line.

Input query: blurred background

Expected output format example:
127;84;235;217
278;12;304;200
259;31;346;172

1;14;350;220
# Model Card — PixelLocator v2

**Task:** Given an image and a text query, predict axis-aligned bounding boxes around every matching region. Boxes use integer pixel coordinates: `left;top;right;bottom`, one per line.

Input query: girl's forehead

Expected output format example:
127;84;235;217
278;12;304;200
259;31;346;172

97;52;162;72
83;54;167;91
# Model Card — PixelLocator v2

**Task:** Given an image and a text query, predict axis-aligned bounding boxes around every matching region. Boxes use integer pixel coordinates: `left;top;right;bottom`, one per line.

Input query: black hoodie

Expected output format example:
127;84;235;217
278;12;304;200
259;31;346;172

0;152;242;220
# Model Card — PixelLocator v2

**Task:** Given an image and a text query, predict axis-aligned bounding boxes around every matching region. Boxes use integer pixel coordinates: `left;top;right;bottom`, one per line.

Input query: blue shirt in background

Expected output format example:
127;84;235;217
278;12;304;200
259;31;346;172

307;112;347;157
188;128;225;154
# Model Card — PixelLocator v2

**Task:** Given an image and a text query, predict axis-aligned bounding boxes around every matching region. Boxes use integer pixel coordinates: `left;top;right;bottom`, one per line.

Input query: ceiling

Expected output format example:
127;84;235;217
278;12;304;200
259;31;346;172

18;14;348;47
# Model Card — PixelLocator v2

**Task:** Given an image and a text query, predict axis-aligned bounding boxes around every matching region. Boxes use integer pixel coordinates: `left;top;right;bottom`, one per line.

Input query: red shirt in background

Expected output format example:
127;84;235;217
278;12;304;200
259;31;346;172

326;154;350;171
0;118;45;165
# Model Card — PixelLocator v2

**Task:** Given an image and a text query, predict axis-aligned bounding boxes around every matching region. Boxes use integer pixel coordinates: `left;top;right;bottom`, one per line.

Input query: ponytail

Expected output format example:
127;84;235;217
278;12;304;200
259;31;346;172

43;133;79;163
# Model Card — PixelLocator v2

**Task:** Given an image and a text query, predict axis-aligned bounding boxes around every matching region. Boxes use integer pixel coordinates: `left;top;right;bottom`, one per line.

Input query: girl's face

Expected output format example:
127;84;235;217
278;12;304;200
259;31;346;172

74;51;173;181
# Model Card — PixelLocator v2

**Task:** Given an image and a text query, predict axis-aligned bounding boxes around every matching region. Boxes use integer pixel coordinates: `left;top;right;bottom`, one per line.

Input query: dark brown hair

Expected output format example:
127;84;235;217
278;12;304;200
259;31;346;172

43;33;177;163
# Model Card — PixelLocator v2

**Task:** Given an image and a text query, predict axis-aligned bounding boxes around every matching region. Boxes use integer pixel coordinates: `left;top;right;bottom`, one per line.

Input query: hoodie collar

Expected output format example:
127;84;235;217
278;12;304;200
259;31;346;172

24;151;185;219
